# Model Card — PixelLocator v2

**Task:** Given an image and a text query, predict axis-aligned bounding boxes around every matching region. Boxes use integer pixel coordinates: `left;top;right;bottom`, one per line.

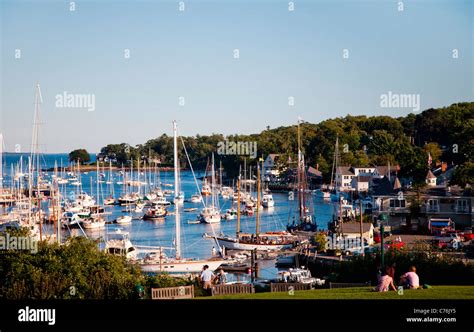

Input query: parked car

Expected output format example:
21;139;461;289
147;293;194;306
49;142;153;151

342;246;378;256
432;238;449;249
435;232;463;243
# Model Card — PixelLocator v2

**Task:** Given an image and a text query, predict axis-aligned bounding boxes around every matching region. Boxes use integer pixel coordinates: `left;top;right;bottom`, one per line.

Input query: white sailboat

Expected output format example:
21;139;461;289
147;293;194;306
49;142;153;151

212;165;296;251
199;153;221;224
140;121;226;273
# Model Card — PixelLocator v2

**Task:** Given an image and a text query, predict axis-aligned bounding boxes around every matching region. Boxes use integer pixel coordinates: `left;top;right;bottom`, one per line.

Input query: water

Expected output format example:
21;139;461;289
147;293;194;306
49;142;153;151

2;154;337;280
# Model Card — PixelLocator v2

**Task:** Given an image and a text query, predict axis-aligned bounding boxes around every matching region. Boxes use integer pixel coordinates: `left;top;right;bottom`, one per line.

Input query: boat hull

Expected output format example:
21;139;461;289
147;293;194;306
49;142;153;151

140;259;225;273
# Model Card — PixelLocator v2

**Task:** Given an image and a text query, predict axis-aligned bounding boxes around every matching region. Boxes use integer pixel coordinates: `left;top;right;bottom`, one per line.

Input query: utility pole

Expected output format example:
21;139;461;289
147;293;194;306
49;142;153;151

359;200;364;256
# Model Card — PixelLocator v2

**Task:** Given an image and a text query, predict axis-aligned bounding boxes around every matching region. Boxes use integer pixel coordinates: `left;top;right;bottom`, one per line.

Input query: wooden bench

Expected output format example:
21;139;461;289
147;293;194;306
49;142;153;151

329;282;370;289
211;283;255;296
151;285;194;299
270;283;312;293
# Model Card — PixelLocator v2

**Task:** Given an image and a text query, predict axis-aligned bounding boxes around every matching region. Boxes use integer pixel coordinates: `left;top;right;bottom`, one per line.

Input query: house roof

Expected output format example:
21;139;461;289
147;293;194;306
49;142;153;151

376;165;400;176
266;154;280;162
307;166;322;177
426;170;437;179
393;177;402;190
340;222;373;234
336;166;354;175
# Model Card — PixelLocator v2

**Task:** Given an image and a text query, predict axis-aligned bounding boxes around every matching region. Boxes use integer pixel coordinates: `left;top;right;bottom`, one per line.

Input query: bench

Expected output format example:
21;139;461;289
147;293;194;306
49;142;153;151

270;283;312;293
211;283;255;296
151;285;194;299
329;282;370;289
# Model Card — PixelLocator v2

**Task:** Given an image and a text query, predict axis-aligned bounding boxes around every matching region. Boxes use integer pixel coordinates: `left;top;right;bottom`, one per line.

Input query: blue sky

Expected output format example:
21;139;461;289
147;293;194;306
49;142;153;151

1;0;472;153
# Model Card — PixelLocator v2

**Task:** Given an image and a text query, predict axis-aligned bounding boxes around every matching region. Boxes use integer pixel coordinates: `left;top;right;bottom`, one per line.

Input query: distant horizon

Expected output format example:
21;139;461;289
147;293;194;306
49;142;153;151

1;99;472;154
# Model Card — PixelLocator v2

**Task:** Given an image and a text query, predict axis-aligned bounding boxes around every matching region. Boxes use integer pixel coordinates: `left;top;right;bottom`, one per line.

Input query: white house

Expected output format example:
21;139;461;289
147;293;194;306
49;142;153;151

351;175;371;192
338;222;374;246
426;170;437;187
335;166;355;191
263;154;280;176
336;165;401;192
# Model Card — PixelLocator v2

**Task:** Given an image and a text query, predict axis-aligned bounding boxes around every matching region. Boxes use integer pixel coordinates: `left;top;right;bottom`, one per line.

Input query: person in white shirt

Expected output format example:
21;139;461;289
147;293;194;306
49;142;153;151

200;265;215;289
400;266;420;289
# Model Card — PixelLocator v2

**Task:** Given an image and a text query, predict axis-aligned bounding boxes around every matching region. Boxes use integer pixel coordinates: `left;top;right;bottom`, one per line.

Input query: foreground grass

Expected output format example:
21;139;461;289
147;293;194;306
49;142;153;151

208;286;474;300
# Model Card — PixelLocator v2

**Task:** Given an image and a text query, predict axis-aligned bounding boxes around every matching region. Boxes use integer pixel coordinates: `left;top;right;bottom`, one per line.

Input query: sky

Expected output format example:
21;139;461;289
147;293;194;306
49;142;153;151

1;0;473;153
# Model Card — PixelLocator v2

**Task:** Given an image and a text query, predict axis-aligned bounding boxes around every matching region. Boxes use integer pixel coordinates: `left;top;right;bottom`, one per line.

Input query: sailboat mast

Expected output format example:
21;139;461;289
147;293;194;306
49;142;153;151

53;161;60;244
137;157;140;196
330;135;339;190
211;153;216;208
173;120;181;260
219;160;223;188
297;119;303;221
256;162;261;235
236;177;241;238
96;161;100;205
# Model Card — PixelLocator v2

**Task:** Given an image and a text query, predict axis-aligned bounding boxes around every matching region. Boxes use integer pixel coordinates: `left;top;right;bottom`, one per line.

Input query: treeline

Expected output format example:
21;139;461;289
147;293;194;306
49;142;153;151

98;102;473;185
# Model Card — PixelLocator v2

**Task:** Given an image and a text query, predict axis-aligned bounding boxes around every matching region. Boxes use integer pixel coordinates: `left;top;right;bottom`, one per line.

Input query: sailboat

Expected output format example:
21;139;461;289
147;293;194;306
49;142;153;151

81;162;105;230
286;118;318;234
198;154;221;224
140;121;226;273
328;135;341;201
212;164;297;251
104;160;116;205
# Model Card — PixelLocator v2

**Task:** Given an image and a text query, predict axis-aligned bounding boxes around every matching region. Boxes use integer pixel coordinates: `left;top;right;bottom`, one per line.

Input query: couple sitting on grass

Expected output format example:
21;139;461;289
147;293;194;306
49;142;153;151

375;265;419;292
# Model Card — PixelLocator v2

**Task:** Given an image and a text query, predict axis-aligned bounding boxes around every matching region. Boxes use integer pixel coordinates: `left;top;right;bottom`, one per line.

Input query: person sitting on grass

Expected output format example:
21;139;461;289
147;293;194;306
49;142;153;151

399;266;420;289
375;267;397;292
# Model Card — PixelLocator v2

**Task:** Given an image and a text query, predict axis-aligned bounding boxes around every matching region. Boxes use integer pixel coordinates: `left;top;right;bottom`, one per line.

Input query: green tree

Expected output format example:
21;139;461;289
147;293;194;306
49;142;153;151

313;232;328;252
424;142;442;164
450;162;474;187
69;149;90;164
0;234;144;300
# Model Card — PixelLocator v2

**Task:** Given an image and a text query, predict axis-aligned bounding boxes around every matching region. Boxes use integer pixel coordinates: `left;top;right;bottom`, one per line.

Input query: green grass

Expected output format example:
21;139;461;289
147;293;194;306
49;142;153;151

208;286;474;300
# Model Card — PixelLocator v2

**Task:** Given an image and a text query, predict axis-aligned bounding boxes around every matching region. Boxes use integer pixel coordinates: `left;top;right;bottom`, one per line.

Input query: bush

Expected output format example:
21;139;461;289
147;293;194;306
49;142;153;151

0;234;144;299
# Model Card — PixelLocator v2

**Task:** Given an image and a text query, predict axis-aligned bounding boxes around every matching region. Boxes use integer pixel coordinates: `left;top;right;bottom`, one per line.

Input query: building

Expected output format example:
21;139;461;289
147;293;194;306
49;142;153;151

335;166;355;191
338;222;375;246
335;165;399;192
426;170;437;187
373;188;473;231
351;176;371;192
263;154;280;176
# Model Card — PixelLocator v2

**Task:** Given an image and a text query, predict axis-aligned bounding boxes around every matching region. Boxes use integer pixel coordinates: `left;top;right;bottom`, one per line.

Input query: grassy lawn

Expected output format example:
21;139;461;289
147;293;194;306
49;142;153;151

208;286;474;300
